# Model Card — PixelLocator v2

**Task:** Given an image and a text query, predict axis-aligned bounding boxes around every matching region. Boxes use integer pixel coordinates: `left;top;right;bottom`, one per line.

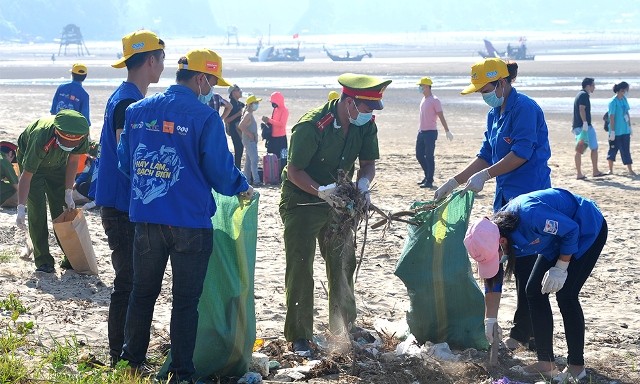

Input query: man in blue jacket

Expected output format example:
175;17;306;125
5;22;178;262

93;29;166;367
117;48;252;383
50;63;91;126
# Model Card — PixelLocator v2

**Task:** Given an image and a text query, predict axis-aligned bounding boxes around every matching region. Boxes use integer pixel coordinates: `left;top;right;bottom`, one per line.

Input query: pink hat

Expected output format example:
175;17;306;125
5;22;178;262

464;217;500;279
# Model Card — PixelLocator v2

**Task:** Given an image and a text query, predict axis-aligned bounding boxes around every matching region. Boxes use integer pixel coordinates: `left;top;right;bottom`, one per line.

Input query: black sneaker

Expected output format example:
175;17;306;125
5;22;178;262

291;338;313;357
419;182;434;189
417;178;427;185
35;264;55;273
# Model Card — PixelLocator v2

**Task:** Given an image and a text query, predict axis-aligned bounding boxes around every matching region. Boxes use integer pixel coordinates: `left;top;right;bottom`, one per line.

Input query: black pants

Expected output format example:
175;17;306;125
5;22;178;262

228;125;244;169
526;219;608;365
101;206;136;362
510;253;537;347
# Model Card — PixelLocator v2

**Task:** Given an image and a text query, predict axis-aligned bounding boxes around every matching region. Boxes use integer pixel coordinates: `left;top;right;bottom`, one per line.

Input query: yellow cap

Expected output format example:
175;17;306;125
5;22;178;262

417;77;432;86
70;63;87;75
327;90;340;101
112;30;165;69
245;95;262;105
461;58;508;95
178;49;231;87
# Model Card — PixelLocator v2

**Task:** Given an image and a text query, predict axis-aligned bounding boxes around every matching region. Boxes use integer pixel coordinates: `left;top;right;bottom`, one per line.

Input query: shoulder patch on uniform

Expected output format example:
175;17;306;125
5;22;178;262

43;137;56;153
316;112;334;132
543;219;558;235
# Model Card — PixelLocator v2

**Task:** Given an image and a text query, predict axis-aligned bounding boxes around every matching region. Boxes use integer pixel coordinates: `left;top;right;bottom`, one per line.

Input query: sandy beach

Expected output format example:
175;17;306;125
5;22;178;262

0;44;639;383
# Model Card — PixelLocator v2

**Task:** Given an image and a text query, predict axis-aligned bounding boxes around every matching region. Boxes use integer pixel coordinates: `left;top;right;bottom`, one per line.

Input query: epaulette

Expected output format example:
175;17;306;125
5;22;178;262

316;112;334;132
42;137;57;153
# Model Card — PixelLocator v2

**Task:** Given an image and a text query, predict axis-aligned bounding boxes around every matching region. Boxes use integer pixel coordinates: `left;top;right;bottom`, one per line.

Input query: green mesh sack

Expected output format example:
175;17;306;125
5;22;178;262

160;191;259;379
394;190;488;350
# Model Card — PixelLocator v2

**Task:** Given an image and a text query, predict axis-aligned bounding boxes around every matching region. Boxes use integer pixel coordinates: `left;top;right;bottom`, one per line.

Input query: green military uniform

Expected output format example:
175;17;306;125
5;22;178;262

0;155;18;204
279;73;390;342
17;111;89;269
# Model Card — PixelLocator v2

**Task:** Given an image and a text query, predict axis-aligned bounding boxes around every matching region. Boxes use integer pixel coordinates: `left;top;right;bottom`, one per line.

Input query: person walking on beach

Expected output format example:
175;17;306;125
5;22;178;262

435;58;552;351
573;78;605;180
117;48;252;383
0;141;19;207
50;63;91;127
279;73;390;356
606;81;636;176
93;29;166;367
465;188;607;381
239;94;262;186
15;110;90;273
415;76;452;189
262;91;290;170
225;84;245;168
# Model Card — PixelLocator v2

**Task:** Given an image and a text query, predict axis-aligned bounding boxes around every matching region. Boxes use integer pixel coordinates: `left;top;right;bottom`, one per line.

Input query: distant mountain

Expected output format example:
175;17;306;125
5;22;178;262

0;0;222;42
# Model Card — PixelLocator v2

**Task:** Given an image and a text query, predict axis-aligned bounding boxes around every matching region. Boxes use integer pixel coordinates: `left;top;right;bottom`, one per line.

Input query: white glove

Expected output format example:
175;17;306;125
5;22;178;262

16;204;27;230
608;130;616;141
65;188;75;209
82;200;96;211
433;177;459;201
445;130;454;141
541;259;569;294
484;318;503;344
357;177;371;206
239;186;254;200
317;183;344;208
463;169;492;193
582;122;588;132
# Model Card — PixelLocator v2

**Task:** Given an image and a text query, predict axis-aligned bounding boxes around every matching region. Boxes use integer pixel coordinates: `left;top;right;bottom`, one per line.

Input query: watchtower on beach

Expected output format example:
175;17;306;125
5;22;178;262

226;26;239;46
58;24;90;56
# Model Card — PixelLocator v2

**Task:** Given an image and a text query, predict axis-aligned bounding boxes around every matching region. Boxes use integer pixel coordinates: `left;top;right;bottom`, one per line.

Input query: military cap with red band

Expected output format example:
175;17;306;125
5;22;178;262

338;73;392;110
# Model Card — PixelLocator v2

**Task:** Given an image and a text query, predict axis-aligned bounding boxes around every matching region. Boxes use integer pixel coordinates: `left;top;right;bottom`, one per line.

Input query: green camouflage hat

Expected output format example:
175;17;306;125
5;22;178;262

53;110;89;136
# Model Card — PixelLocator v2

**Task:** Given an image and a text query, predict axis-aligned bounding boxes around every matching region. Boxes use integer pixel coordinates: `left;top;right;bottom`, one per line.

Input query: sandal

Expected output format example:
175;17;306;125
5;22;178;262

553;367;587;383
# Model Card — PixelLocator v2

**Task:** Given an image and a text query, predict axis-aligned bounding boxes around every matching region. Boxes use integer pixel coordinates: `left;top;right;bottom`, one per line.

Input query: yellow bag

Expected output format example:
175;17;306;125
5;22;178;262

53;209;99;275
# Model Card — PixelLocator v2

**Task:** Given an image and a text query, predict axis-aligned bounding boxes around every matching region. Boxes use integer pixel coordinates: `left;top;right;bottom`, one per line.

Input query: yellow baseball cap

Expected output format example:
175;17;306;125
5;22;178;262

327;90;340;101
70;63;87;75
461;58;508;95
178;49;231;87
417;77;433;86
245;95;262;105
112;30;165;69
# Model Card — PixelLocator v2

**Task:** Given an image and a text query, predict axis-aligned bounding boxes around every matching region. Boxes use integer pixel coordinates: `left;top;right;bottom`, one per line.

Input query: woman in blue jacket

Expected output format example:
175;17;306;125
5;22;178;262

464;188;607;382
606;81;635;176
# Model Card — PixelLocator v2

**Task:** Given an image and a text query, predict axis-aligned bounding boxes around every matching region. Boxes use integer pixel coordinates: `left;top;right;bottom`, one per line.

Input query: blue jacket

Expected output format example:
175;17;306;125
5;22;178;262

94;82;143;211
117;84;249;228
503;188;603;261
478;88;552;211
50;81;91;125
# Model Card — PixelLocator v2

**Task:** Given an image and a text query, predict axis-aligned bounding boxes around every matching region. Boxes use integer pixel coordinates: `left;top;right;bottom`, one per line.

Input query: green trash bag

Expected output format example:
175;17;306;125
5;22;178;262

160;191;259;379
394;190;488;350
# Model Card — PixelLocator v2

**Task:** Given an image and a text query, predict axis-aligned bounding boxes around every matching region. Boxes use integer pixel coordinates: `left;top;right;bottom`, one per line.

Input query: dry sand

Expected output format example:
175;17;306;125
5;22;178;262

0;48;639;383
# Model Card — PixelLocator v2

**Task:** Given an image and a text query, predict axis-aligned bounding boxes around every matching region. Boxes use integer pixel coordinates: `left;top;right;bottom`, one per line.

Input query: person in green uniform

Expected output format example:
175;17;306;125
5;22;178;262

15;110;90;273
279;73;391;355
0;141;19;207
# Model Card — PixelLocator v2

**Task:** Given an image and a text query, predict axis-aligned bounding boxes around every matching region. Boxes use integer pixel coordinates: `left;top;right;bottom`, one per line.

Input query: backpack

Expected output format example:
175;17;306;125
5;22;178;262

260;122;273;140
603;112;609;132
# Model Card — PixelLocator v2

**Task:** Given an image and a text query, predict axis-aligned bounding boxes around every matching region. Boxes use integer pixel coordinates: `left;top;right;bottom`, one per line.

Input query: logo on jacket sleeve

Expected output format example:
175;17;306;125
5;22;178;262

543;219;558;235
145;119;159;132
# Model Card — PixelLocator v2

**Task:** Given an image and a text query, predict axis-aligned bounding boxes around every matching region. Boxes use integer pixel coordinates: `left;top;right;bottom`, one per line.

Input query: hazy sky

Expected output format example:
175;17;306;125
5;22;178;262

210;0;640;36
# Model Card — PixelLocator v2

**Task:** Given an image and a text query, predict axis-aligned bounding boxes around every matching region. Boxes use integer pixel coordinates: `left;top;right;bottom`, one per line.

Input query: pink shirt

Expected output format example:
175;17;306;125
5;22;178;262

418;95;443;131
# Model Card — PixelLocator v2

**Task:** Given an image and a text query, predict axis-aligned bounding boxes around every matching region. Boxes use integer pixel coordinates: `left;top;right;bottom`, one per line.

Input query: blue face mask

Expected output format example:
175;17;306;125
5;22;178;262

482;82;504;108
252;103;259;111
197;77;215;104
56;138;75;152
348;101;373;126
418;85;424;93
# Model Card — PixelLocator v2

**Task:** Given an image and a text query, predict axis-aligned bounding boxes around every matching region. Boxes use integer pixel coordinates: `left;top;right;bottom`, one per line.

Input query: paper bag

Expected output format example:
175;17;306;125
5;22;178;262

53;208;99;275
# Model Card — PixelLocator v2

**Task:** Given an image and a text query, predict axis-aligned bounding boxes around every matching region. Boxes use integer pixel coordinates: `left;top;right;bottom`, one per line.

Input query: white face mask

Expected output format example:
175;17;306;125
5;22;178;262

56;138;75;152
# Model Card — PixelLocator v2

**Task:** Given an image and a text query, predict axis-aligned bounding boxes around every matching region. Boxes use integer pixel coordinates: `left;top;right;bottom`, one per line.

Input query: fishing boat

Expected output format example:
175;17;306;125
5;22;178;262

248;45;305;62
323;46;372;62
